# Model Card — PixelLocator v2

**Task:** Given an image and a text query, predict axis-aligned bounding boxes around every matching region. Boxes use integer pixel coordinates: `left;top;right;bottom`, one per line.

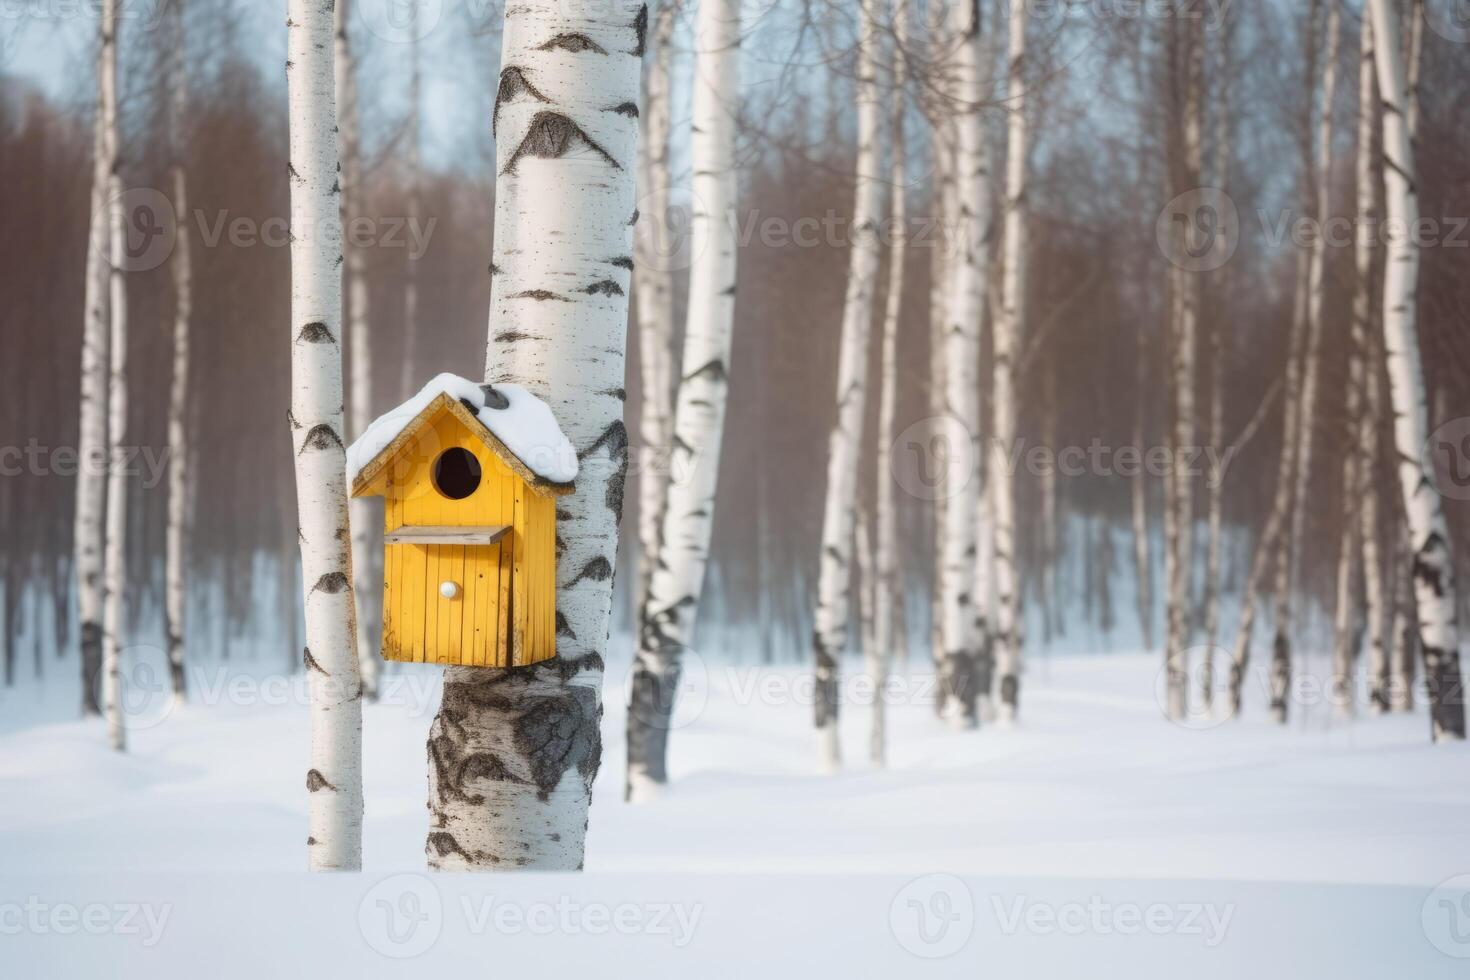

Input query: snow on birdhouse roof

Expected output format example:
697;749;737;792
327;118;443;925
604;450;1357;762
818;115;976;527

347;373;578;491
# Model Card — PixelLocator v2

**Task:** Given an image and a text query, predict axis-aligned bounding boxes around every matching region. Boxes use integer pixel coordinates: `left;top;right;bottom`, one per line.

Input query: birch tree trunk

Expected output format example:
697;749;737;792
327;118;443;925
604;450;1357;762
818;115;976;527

99;0;125;751
869;0;908;767
633;0;678;609
991;0;1026;723
1269;0;1323;724
286;0;364;871
810;0;884;765
74;12;113;718
336;0;381;703
926;0;955;711
626;0;739;800
1334;8;1378;719
931;0;990;731
1162;9;1204;721
164;0;191;705
1132;336;1153;653
427;0;643;869
1367;0;1466;741
1200;11;1233;709
1270;252;1310;722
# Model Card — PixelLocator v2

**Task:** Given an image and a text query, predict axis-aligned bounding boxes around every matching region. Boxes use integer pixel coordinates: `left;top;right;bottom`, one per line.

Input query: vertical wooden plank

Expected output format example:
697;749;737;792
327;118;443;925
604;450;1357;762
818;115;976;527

496;474;513;669
512;480;528;665
529;491;542;662
381;473;397;661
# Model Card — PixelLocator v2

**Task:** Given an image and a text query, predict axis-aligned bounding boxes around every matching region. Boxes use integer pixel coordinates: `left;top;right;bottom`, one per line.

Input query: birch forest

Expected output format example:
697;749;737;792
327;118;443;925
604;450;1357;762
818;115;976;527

3;0;1470;975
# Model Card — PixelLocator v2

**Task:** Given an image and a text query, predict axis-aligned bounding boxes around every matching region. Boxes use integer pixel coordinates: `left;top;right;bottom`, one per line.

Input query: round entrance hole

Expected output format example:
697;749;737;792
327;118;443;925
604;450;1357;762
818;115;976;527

432;448;482;500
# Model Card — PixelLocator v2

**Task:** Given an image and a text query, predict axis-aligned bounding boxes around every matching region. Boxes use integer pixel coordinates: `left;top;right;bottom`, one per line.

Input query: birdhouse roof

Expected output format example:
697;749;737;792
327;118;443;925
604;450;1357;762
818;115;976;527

347;373;577;498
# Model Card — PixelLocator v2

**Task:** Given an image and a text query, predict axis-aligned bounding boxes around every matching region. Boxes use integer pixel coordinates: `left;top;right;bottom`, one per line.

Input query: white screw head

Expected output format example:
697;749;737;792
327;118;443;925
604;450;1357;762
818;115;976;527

439;581;459;599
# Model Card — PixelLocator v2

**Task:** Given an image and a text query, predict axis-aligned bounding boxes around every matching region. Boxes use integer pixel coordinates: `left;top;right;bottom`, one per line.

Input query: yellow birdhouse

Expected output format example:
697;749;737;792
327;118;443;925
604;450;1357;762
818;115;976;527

347;374;577;668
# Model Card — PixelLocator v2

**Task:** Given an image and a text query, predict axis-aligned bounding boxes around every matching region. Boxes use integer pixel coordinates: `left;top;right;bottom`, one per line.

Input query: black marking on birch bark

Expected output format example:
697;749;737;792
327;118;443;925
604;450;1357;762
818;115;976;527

306;768;337;792
581;420;629;460
632;4;648;56
495;330;537;344
568;556;613;587
489;261;501;276
537;32;607;54
458;397;479;416
303;647;328;675
608;101;639;118
597;387;627;401
297;321;335;344
510;289;571;302
514;687;601;799
503;111;620;175
307;836;318;845
629;209;640;225
607;459;627;519
610;256;634;271
311;571;350;595
555;534;566;558
493;67;551;138
427;831;472;862
720;283;737;296
300;424;344;453
556;612;576;638
684;359;727;384
1413;538;1449;598
480;383;510;409
556;508;572;520
582;279;624;296
287;161;301;182
287;409;303;430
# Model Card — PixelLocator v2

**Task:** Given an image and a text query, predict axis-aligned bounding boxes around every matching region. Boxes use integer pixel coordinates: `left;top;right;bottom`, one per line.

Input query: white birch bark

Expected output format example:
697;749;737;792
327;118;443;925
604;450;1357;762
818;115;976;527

633;0;678;609
1200;11;1233;708
1131;341;1153;654
1356;22;1391;710
1270;251;1310;721
336;0;381;703
1290;0;1341;712
932;0;989;731
626;0;739;800
1333;7;1377;719
164;0;191;705
810;0;884;765
427;0;644;869
1367;0;1466;741
74;11;112;718
870;0;908;767
1163;9;1204;721
99;0;125;752
286;0;364;871
927;38;955;714
990;0;1026;723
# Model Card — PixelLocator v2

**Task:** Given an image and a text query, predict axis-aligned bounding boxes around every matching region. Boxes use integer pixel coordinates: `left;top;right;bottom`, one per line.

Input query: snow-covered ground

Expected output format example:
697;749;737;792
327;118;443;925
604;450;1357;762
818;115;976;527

2;645;1468;977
